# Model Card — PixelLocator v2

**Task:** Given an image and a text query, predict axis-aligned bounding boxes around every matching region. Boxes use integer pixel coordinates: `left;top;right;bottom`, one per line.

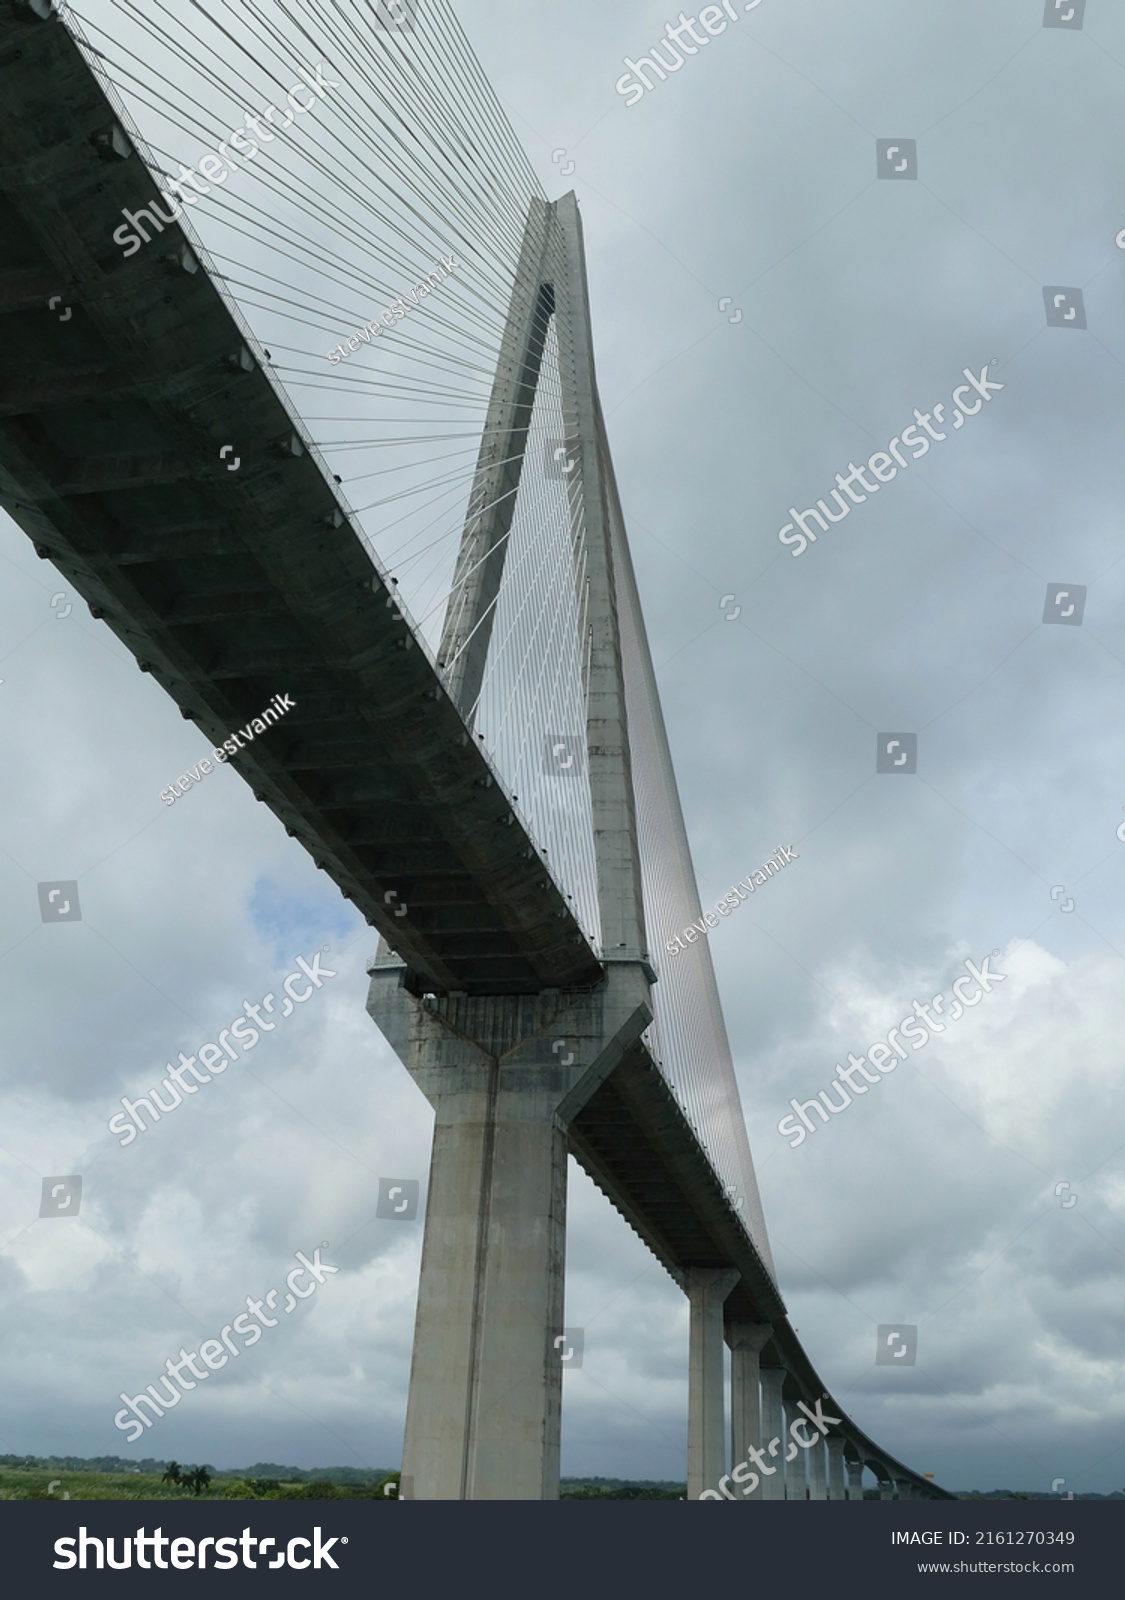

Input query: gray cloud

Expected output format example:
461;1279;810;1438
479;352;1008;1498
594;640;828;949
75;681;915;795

1;0;1123;1493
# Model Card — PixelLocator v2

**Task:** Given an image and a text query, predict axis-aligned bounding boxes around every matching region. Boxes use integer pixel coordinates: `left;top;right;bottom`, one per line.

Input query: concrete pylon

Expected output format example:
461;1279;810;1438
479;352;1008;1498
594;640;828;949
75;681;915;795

437;198;554;716
367;190;660;1501
846;1454;865;1501
806;1431;828;1499
827;1435;847;1499
553;192;649;960
369;959;650;1499
686;1268;739;1499
726;1321;771;1499
758;1367;787;1500
784;1399;807;1500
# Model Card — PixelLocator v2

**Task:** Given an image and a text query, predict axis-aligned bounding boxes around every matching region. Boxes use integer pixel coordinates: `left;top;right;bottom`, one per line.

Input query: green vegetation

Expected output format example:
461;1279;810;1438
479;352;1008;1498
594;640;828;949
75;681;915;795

0;1454;398;1502
0;1455;688;1501
40;1456;1120;1501
560;1478;685;1500
956;1489;1124;1501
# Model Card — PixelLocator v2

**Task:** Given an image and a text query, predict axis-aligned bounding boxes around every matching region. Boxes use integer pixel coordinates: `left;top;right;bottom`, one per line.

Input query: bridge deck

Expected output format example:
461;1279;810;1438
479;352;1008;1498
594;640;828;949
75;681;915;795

570;1037;784;1324
0;0;601;997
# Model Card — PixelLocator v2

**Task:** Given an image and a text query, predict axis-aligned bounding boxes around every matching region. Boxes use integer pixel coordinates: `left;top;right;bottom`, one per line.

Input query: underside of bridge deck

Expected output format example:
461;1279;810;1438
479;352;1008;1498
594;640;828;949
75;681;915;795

0;0;602;996
569;1040;784;1325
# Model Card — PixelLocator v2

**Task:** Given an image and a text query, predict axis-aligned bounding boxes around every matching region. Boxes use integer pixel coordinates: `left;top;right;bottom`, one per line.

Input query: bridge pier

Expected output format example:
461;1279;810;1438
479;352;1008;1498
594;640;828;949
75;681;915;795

368;957;650;1499
807;1431;828;1500
784;1398;808;1499
726;1320;772;1499
846;1454;865;1501
759;1368;787;1500
827;1435;847;1499
686;1268;739;1498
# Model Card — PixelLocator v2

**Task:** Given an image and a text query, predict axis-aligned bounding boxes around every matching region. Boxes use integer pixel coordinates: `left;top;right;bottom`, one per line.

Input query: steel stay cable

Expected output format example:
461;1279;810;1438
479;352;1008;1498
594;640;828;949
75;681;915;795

217;276;504;383
252;0;535;273
78;4;527;321
274;0;536;266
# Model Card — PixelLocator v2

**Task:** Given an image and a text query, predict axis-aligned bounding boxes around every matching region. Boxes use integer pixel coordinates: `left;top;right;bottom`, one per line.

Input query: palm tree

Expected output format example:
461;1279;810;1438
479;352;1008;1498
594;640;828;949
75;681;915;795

161;1462;182;1487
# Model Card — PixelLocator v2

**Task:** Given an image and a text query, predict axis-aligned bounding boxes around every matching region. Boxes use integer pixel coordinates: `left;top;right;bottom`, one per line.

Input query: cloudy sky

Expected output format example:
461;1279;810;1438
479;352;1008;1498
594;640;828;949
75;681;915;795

2;0;1124;1495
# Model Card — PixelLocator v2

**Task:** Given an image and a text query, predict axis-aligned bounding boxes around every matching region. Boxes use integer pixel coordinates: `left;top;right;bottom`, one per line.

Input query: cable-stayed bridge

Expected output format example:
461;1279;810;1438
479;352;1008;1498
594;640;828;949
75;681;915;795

0;0;950;1501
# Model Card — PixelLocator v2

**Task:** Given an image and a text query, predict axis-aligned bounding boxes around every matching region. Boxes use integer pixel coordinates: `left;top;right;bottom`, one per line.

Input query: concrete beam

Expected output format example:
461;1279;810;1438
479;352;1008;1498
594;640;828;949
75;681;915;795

0;364;133;414
49;452;189;494
165;589;281;624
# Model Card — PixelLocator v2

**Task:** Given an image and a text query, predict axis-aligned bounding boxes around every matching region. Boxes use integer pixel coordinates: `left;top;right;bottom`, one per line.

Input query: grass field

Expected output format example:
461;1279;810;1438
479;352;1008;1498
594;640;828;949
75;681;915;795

0;1466;398;1501
0;1463;691;1500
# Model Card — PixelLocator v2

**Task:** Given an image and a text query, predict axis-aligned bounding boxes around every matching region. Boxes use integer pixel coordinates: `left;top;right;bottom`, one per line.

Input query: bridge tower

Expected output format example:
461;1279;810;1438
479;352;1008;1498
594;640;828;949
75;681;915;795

366;193;659;1500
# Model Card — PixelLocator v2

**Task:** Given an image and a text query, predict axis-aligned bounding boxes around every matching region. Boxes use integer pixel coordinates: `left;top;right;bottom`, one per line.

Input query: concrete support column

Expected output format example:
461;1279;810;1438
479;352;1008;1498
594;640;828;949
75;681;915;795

783;1400;807;1499
368;960;651;1500
687;1268;739;1499
758;1368;787;1501
400;1038;566;1500
806;1431;828;1499
846;1456;865;1501
827;1436;847;1500
878;1475;895;1500
726;1322;771;1499
895;1480;912;1500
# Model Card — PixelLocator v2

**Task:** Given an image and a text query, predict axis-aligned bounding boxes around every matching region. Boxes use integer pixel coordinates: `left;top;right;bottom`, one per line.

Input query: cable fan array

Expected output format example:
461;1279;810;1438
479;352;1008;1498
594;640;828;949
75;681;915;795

62;0;770;1270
